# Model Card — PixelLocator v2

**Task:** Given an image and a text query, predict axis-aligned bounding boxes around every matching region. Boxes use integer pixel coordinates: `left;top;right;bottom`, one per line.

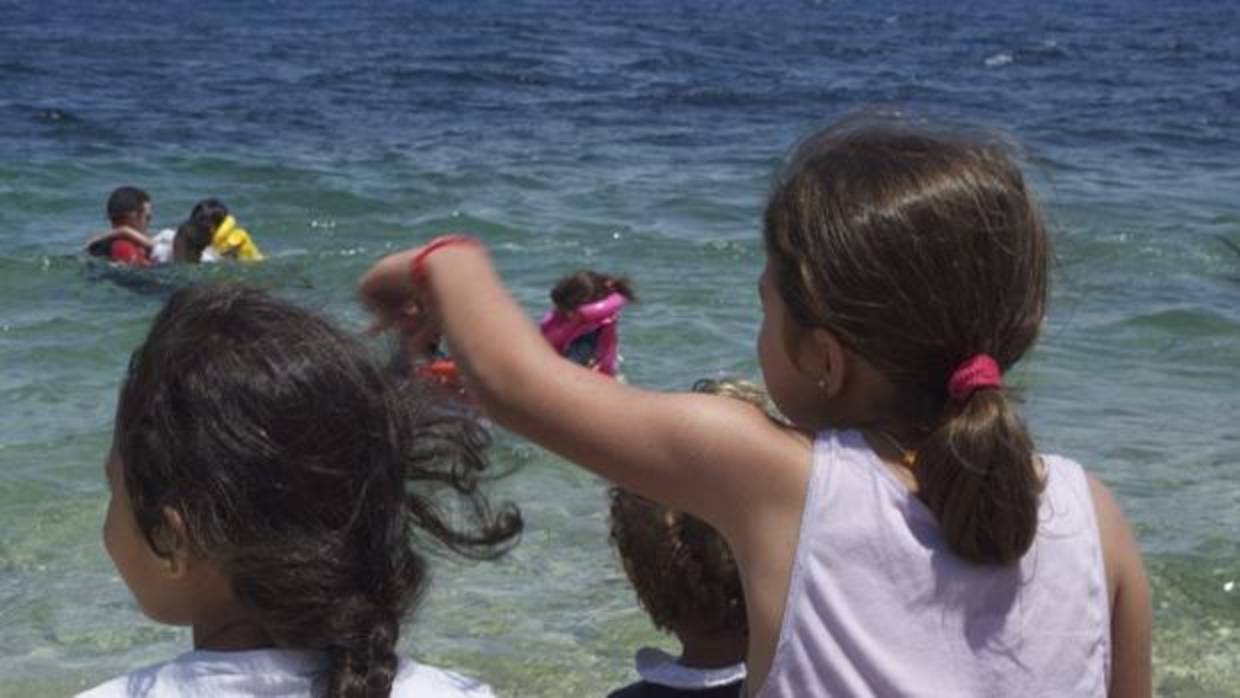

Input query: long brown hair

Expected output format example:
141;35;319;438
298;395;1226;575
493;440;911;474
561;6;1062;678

116;283;522;696
763;119;1049;565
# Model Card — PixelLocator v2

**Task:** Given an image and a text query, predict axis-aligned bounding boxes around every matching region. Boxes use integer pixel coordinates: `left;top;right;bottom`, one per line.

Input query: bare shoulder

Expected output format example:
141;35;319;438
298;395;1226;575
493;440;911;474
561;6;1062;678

1085;472;1152;698
592;387;811;531
663;393;813;532
1084;473;1141;600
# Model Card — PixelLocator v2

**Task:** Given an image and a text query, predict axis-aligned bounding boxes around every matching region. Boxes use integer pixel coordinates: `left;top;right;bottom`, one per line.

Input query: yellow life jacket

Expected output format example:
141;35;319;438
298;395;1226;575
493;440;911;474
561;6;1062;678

211;216;264;261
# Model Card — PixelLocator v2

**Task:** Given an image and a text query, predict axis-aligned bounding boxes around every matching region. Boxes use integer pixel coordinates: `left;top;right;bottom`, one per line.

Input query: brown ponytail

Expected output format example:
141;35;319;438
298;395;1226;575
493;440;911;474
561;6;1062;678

762;117;1049;565
915;389;1041;564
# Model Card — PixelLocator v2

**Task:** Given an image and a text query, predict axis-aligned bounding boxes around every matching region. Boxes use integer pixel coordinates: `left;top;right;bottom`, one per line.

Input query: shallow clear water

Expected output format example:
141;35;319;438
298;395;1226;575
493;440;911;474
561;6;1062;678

0;1;1237;696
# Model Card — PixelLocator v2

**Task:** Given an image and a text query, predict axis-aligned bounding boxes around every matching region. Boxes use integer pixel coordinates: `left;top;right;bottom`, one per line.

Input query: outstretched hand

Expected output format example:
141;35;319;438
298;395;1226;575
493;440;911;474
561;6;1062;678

357;247;441;350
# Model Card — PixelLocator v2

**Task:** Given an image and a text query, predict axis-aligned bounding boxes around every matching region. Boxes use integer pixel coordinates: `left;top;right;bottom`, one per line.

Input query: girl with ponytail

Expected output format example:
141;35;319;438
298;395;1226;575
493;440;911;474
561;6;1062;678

361;115;1150;697
80;282;521;697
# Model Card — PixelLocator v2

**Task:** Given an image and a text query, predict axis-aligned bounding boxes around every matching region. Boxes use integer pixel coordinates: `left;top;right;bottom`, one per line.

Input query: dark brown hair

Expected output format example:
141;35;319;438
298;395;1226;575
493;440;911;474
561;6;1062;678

190;197;230;231
550;270;635;314
609;492;745;636
171;218;214;263
106;186;150;224
763;119;1049;565
114;283;522;697
607;378;772;636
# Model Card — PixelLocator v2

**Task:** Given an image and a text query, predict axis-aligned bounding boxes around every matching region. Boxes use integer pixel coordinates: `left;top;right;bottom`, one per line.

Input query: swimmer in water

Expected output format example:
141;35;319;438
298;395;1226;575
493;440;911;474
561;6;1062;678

189;198;264;262
84;186;157;266
539;270;635;377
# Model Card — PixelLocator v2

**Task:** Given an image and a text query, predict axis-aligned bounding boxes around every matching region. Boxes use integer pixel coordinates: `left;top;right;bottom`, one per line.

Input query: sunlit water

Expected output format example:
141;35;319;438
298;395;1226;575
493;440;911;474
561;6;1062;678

0;2;1237;695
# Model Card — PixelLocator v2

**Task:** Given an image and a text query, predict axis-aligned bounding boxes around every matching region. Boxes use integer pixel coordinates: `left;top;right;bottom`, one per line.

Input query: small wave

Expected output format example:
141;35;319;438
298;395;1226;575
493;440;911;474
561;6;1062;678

1216;236;1240;259
984;52;1014;68
34;108;79;124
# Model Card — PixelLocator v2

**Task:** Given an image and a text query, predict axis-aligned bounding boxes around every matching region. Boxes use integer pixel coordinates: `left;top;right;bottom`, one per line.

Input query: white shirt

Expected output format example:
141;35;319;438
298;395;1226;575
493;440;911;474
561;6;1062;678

633;647;746;690
149;229;176;264
76;649;496;697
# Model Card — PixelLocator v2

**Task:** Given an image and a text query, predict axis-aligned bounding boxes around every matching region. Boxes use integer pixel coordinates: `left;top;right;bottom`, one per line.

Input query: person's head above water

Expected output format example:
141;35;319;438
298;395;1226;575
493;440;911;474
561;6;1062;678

760;118;1049;564
171;219;214;263
550;270;635;314
106;186;152;232
187;197;265;262
105;282;522;695
190;197;229;231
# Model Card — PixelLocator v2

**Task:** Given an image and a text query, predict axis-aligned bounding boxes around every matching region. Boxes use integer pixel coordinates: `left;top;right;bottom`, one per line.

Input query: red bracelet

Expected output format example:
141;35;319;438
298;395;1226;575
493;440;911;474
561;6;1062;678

410;234;480;287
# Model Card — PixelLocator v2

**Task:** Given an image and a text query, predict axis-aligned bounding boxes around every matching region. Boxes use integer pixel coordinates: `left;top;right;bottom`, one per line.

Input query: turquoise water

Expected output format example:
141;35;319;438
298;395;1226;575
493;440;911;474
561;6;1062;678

2;1;1239;695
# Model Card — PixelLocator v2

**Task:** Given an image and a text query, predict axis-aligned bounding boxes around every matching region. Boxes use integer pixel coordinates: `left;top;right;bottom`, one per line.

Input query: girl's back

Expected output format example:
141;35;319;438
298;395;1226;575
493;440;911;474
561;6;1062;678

762;431;1109;696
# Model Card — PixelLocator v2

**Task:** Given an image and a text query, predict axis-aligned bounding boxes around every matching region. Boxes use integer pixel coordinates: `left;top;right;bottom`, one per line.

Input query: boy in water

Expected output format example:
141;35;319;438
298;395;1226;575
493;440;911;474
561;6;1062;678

607;378;782;698
85;186;156;266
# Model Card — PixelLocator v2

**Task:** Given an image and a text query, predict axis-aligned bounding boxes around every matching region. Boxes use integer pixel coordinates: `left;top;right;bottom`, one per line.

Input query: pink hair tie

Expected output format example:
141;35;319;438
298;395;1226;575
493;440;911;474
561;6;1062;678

947;354;1002;401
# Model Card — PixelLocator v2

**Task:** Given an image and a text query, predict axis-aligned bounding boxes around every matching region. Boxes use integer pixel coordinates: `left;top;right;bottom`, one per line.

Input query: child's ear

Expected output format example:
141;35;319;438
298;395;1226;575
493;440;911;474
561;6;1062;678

158;506;193;579
805;327;848;398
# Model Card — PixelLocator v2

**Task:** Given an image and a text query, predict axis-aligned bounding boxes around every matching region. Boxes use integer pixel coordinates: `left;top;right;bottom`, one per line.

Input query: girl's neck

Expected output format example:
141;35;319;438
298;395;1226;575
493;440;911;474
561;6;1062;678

193;618;274;652
861;428;920;492
675;630;747;669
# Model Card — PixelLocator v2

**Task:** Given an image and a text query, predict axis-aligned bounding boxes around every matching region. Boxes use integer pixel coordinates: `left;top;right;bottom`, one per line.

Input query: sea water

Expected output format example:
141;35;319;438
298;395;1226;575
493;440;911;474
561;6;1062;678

0;1;1237;695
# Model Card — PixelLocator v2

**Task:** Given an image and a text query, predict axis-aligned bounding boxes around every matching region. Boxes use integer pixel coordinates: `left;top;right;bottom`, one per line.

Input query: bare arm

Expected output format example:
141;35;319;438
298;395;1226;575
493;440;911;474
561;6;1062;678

84;226;155;251
1088;475;1152;698
358;243;809;535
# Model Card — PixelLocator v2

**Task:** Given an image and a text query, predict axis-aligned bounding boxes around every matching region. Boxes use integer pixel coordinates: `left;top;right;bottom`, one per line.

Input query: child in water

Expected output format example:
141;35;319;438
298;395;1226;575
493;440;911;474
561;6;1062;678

85;186;157;266
401;269;634;393
360;118;1151;697
79;283;520;697
188;198;265;262
539;270;634;376
169;216;215;263
607;378;783;698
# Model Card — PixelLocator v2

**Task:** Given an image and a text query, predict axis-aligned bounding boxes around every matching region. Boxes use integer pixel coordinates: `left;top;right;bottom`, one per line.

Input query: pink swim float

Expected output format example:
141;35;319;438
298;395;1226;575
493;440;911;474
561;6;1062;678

539;291;628;376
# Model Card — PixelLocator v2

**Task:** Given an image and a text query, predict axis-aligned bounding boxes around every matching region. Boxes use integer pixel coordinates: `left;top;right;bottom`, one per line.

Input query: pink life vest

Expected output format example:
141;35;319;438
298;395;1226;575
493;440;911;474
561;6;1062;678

538;292;628;376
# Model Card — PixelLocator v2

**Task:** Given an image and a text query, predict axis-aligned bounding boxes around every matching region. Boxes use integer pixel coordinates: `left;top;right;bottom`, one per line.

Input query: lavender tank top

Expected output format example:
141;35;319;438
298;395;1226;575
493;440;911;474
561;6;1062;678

757;430;1110;697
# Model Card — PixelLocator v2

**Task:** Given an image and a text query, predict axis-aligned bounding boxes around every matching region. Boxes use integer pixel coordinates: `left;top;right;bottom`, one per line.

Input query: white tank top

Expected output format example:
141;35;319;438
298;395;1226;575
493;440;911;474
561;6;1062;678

757;430;1110;697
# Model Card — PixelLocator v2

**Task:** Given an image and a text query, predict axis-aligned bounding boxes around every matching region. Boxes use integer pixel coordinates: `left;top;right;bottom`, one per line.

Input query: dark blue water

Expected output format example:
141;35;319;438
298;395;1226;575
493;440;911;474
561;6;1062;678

1;2;1237;695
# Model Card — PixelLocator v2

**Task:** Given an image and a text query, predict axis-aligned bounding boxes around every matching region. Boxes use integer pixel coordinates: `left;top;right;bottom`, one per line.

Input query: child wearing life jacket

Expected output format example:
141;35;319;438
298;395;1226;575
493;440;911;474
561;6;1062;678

190;198;265;262
403;270;634;393
84;186;156;266
79;283;520;698
607;378;783;698
539;270;635;377
359;118;1151;697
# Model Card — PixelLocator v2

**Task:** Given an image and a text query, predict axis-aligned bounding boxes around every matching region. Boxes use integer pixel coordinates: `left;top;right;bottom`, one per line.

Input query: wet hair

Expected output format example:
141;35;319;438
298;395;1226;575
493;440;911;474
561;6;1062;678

114;283;522;697
106;186;150;224
763;118;1049;565
607;378;773;637
190;197;230;231
550;270;635;314
171;219;214;263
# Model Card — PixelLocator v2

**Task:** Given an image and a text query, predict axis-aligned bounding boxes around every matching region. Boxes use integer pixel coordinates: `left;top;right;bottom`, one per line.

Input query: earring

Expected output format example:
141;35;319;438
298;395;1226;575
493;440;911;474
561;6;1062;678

816;375;827;390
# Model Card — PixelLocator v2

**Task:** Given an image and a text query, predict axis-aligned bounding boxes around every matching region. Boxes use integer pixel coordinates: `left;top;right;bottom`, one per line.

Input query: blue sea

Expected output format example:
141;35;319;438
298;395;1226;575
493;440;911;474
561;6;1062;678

1;1;1237;695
